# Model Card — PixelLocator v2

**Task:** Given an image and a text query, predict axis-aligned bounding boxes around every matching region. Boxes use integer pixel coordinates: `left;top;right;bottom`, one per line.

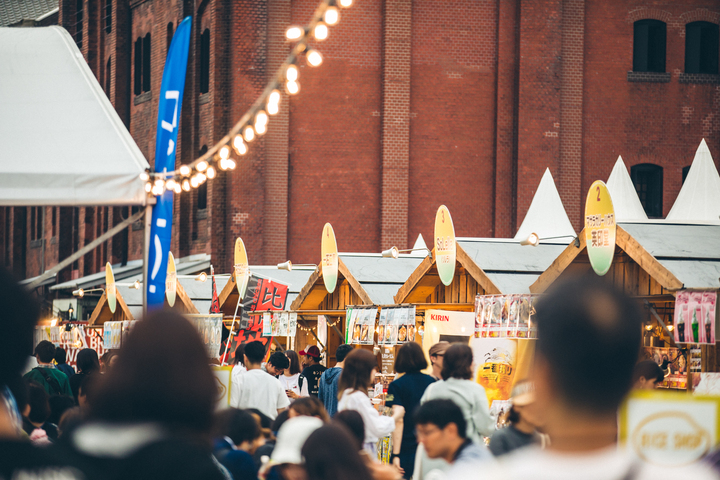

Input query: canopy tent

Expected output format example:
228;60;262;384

666;139;720;224
606;156;648;222
514;168;576;243
0;26;148;206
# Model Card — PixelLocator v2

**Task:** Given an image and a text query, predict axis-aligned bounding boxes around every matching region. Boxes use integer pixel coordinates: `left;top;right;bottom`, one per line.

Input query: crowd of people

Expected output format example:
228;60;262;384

1;265;720;479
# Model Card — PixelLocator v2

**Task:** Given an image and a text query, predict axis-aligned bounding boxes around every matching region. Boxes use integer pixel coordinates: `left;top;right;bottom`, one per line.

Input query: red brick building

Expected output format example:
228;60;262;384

2;0;719;285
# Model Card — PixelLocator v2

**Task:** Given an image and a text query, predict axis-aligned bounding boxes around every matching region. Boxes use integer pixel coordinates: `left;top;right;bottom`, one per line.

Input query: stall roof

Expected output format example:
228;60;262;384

0;27;148;206
0;0;57;26
666;139;720;224
514;168;576;242
50;259;144;291
457;238;569;274
606;156;648;222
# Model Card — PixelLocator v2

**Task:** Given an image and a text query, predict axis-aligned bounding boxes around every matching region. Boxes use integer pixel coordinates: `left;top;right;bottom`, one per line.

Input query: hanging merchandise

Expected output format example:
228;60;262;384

103;321;123;350
263;312;273;337
378;309;388;346
186;314;223;358
475;294;537;339
673;290;716;345
345;306;379;345
288;312;298;337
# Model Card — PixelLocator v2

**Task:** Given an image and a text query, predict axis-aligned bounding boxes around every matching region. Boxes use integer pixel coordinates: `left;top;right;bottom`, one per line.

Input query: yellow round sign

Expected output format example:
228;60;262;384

434;205;456;286
166;252;177;307
105;262;117;314
584;180;616;276
234;238;250;299
321;223;339;294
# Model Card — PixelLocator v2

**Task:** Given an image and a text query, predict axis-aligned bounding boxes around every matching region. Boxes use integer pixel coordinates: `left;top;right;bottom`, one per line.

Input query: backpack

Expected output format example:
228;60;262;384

33;367;63;396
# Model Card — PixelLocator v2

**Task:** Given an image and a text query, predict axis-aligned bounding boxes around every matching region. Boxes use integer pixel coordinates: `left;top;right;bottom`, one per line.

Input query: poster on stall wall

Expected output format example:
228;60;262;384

103;321;123;350
396;308;410;343
277;312;289;337
318;316;328;365
212;366;233;409
223;313;273;364
237;274;289;330
263;312;272;337
690;348;702;372
476;294;537;339
378;309;388;346
385;308;397;345
288;312;297;337
422;309;474;366
640;347;687;389
186;314;223;358
619;390;720;468
673;290;716;345
346;308;359;344
470;337;535;409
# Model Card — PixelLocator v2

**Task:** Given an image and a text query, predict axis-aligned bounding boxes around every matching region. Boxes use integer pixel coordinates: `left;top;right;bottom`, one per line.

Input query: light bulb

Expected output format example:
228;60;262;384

243;125;255;142
267;101;279;115
207;165;216;179
286;80;300;95
233;135;248;155
314;23;328;41
180;165;191;176
139;171;150;181
226;159;237;170
190;176;199;188
219;145;230;159
151;184;164;196
197;172;207;184
219;159;227;170
324;6;339;25
339;0;352;7
145;182;152;192
255;121;267;135
182;179;191;191
196;160;208;172
286;26;304;40
173;183;182;194
255;110;268;126
154;178;164;188
307;49;323;67
286;64;299;82
269;89;281;105
165;179;176;190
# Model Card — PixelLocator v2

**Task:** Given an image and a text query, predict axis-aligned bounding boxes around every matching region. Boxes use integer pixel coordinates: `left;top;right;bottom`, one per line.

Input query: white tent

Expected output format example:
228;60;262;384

514;168;576;242
606;156;648;222
666;139;720;224
0;26;148;206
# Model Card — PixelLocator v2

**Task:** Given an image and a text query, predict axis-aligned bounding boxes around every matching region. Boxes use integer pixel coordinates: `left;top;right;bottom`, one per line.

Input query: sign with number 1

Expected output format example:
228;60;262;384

584;181;616;276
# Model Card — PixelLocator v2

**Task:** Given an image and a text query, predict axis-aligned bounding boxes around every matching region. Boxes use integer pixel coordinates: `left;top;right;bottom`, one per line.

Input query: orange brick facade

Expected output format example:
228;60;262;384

2;0;720;283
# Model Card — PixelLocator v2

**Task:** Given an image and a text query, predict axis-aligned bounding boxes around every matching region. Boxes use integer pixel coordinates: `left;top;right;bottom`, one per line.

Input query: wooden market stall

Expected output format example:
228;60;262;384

88;289;134;325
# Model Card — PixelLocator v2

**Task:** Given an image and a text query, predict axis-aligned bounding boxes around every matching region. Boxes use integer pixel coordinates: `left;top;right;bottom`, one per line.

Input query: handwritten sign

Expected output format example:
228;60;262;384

584;181;616;276
434;205;456;286
321;223;339;294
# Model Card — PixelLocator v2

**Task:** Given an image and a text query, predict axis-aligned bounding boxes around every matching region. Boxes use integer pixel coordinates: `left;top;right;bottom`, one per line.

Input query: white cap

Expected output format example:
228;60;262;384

271;416;324;464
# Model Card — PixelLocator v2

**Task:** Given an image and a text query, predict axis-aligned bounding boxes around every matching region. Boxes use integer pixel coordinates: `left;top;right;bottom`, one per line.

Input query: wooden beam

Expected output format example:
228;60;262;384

393;253;436;304
456;244;502;295
530;232;586;293
218;273;237;310
615;226;684;291
289;267;322;310
174;280;199;314
88;290;134;326
338;258;373;305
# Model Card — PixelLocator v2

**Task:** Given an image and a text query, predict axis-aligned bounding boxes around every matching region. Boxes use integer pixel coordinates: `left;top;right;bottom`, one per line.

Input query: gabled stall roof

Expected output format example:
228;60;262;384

88;289;134;325
0;27;148;206
514;168;576;242
606;156;648;222
666;139;720;224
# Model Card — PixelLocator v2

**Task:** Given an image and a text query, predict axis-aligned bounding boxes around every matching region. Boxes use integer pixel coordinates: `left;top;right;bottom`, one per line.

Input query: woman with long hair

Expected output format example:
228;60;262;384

288;396;329;422
69;348;100;403
337;349;404;454
279;350;309;400
302;425;374;480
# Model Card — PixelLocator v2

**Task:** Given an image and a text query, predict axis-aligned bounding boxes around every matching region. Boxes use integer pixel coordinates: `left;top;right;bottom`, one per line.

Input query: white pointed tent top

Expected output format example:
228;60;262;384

666;139;720;224
410;234;428;257
606;156;648;222
514;168;576;242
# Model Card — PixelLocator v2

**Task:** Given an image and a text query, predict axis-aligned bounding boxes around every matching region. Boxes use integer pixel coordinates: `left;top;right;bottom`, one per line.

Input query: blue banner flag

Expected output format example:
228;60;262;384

147;17;192;311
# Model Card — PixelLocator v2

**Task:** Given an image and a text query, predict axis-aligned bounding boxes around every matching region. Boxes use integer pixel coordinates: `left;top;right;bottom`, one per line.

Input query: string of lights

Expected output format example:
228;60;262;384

142;0;354;196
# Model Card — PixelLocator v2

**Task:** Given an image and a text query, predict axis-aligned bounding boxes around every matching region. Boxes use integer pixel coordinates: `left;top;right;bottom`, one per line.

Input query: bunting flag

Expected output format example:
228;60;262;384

210;265;220;314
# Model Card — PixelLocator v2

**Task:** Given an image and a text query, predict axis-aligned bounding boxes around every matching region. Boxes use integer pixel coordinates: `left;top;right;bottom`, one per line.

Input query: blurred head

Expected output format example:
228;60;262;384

533;276;642;417
338;349;377;396
632;360;664;390
267;351;290;376
34;341;56;364
335;344;354;364
414;399;466;460
288;396;330;423
234;344;245;366
100;351;115;371
285;350;301;375
440;344;473;380
54;347;68;365
0;267;39;390
302;425;373;480
429;342;449;372
272;416;323;464
394;342;428;374
58;407;83;438
244;341;266;365
78;373;99;409
214;408;264;453
76;349;100;374
272;409;290;433
25;381;50;424
332;410;364;451
507;380;541;428
90;311;216;435
48;394;76;425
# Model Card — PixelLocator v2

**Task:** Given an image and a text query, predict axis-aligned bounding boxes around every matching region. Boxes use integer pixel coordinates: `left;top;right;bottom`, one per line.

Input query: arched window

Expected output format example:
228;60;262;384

631;164;663;218
143;33;152;92
105;57;112;95
197;146;208;210
74;0;84;48
199;28;210;94
633;20;666;72
134;34;152;95
685;21;719;74
104;0;112;34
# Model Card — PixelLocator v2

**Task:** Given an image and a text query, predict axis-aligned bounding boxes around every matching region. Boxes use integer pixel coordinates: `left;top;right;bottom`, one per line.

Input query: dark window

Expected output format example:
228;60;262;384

74;0;84;49
5;209;10;265
631;164;664;218
685;22;719;74
134;38;142;95
51;207;57;237
104;0;112;34
105;57;112;95
682;165;691;184
200;29;210;94
633;20;666;73
167;23;174;51
197;145;208;210
36;208;42;241
29;207;42;241
143;33;152;92
30;207;36;241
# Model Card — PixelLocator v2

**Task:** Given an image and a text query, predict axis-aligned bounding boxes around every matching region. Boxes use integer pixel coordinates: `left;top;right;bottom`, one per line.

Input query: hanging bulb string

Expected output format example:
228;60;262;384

145;0;350;189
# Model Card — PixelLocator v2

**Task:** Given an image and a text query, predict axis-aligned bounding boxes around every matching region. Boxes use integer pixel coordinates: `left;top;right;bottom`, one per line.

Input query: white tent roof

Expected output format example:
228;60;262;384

606;156;648;222
666;139;720;224
0;26;149;206
514;168;576;242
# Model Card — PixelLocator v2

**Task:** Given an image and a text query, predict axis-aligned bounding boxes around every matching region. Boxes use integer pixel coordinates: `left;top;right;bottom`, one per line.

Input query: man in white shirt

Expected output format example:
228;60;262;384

467;277;718;480
230;341;290;420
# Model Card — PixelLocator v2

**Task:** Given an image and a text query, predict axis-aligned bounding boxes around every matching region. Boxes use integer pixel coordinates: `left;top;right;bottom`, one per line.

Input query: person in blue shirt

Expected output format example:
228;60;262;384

213;409;263;480
318;344;354;416
53;348;75;379
385;342;436;478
